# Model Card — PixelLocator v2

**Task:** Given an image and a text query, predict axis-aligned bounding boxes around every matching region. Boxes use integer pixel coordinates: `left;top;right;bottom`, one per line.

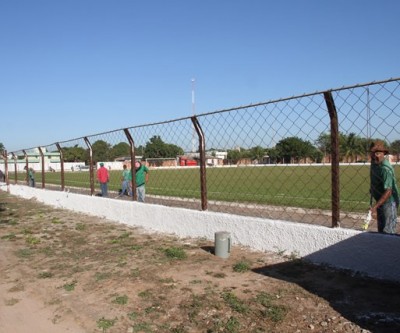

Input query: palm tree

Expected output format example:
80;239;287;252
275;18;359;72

342;133;364;162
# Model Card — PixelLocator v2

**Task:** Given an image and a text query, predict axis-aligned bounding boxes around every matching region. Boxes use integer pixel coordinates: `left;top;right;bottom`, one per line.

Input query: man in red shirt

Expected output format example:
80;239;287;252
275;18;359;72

96;162;109;197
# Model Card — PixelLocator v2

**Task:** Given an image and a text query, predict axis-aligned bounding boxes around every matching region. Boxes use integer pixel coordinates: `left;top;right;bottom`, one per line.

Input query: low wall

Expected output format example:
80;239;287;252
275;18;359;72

2;183;400;282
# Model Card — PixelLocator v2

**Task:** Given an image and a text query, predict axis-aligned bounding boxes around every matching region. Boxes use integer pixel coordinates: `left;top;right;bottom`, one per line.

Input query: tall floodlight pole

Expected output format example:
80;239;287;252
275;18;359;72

191;78;196;153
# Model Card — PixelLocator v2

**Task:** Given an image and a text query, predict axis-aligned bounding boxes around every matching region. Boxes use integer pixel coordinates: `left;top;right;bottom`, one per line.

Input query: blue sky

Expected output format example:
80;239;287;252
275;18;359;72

1;0;399;152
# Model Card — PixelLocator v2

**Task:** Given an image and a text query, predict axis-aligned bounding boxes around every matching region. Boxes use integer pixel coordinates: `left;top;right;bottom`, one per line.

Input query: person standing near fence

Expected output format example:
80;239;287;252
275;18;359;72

24;166;35;187
118;164;132;197
370;140;399;234
134;161;149;202
96;162;109;197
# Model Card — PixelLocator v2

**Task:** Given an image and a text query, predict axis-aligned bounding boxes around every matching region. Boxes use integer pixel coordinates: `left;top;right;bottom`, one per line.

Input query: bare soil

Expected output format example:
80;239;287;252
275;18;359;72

1;191;400;333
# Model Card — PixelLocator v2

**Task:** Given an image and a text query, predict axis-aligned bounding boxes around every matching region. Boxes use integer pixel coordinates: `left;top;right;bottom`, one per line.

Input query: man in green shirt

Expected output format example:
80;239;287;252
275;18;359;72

134;161;149;202
370;140;399;234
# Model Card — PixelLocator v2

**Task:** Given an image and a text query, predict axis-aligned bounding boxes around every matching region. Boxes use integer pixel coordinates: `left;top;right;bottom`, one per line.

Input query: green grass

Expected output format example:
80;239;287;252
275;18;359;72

10;164;388;213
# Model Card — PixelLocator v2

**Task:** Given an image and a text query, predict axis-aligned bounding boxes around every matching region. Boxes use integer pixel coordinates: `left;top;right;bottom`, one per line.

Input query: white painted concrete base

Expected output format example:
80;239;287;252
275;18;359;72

2;183;400;282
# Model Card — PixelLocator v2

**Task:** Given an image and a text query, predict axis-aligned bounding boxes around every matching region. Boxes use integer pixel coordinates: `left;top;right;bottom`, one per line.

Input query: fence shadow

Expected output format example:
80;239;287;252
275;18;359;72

252;235;400;333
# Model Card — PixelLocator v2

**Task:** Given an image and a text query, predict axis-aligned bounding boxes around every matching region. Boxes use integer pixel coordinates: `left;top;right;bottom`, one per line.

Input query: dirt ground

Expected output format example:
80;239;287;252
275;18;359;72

1;191;400;333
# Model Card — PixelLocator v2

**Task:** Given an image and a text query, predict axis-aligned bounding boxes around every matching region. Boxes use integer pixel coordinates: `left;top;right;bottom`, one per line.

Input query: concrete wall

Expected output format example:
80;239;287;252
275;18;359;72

2;183;400;283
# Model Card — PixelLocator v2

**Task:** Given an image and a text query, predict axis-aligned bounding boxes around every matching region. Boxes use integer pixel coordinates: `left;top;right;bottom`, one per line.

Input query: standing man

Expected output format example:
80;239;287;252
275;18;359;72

370;140;399;234
24;166;35;187
96;162;109;197
134;161;149;202
119;164;132;197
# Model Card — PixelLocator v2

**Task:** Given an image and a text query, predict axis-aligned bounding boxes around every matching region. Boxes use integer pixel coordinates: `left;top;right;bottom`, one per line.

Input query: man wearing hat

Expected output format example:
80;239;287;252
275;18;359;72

96;162;109;197
370;140;399;233
134;160;149;202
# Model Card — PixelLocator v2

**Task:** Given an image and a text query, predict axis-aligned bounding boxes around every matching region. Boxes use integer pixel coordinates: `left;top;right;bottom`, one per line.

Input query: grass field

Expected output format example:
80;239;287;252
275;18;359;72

10;164;395;214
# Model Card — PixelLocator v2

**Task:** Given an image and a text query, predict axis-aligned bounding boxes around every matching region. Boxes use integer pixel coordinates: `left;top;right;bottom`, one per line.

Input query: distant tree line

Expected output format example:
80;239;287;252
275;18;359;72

60;136;184;163
3;133;400;164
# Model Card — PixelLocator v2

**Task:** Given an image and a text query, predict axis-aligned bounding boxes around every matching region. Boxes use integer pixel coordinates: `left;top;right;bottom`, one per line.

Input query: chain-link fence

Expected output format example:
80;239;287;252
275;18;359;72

1;78;400;231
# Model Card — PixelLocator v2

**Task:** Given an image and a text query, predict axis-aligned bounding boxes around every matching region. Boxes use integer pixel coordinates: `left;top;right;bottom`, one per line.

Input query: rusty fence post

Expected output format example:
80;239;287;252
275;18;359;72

38;147;45;189
11;153;17;184
22;150;29;186
84;137;95;196
123;129;137;201
1;150;9;188
191;116;208;211
56;143;65;191
324;91;340;228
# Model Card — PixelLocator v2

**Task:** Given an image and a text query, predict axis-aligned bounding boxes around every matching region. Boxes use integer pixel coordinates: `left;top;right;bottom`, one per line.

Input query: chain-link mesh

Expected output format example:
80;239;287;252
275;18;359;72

2;78;400;231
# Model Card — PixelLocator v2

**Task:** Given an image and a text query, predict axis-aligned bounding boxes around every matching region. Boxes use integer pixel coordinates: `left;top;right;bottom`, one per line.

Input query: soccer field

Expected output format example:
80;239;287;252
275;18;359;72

18;163;395;214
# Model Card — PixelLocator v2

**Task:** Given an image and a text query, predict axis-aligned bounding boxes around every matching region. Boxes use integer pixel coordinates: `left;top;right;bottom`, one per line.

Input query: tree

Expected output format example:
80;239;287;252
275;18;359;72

341;133;365;162
227;149;242;164
265;148;279;164
315;132;332;160
276;137;316;163
0;142;4;155
92;140;111;162
109;142;131;161
62;145;87;162
391;140;400;161
248;146;265;162
143;136;184;159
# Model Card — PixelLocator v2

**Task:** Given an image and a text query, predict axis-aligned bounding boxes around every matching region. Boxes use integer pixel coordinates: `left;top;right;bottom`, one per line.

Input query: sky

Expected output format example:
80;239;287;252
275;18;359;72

1;0;399;152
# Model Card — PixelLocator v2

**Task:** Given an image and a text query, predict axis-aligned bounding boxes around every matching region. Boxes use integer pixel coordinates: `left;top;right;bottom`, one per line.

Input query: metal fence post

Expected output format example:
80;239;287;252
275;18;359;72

55;143;65;191
38;147;45;189
123;128;137;201
324;91;340;228
1;150;9;188
84;137;95;196
191;116;208;211
22;150;29;186
11;153;17;184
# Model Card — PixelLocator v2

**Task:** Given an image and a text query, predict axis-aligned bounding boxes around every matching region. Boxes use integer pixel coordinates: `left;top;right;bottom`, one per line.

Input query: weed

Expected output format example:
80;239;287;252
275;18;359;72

138;289;152;299
113;294;128;305
96;317;116;332
75;223;86;231
255;292;273;307
185;294;204;321
189;279;202;284
119;231;131;239
40;247;54;256
22;228;32;235
127;311;138;320
5;298;19;306
63;280;77;291
261;305;288;322
38;271;53;279
15;248;33;258
221;292;248;313
130;268;140;277
232;260;251;273
256;292;287;322
95;272;112;281
159;277;175;283
164;247;187;260
51;217;62;224
213;272;226;278
130;244;143;251
1;233;17;241
25;235;40;245
225;316;240;333
131;322;152;332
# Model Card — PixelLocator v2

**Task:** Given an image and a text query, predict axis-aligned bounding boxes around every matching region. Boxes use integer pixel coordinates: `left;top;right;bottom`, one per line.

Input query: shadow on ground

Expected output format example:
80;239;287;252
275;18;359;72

253;260;400;333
